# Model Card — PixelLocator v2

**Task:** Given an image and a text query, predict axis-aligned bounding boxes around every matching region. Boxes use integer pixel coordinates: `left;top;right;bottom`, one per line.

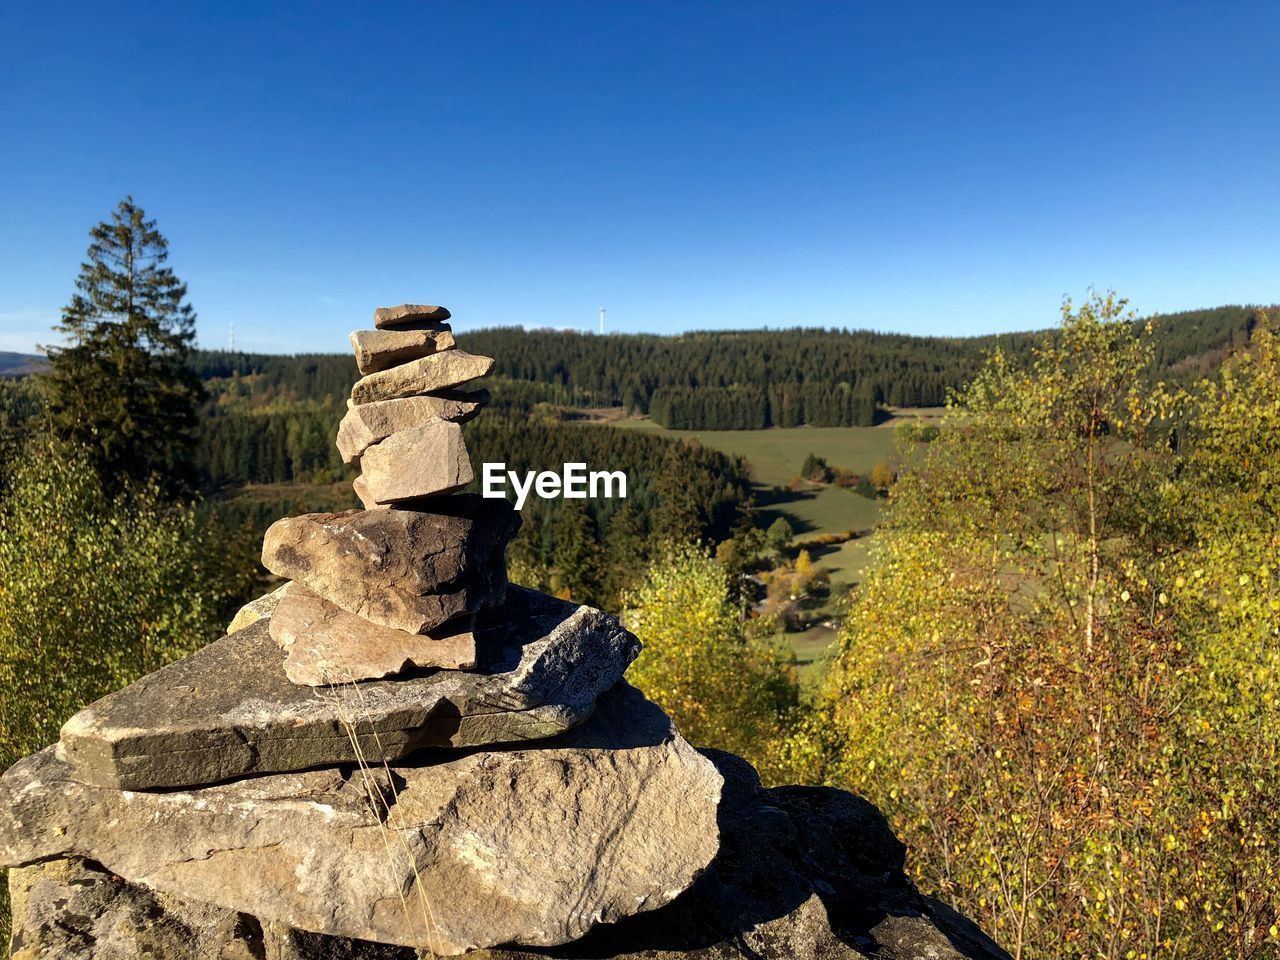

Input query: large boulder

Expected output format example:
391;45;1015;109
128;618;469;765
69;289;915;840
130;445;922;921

349;350;493;405
5;751;1012;960
471;751;1011;959
56;586;641;790
2;685;724;955
261;495;519;635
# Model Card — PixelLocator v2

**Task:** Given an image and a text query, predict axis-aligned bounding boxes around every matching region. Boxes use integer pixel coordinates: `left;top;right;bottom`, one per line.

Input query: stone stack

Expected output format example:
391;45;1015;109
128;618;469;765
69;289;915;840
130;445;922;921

262;304;508;686
0;303;1010;959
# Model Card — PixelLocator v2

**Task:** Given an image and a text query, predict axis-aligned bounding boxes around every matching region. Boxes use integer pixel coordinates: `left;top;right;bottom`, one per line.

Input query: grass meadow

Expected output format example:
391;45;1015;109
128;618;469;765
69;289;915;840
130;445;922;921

609;414;940;672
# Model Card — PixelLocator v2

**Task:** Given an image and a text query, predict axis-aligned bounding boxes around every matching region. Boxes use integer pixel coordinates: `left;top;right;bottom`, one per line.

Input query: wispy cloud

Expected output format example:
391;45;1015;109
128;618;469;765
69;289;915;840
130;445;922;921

0;309;60;355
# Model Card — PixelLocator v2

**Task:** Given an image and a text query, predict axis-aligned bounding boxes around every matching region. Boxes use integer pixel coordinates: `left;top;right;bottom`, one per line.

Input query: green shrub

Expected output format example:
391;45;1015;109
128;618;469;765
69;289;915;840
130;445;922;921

784;297;1280;958
0;442;226;949
623;542;798;780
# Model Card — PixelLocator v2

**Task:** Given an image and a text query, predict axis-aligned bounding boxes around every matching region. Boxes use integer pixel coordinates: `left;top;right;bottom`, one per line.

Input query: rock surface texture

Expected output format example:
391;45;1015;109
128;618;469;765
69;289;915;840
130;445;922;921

57;586;641;789
227;581;289;633
349;349;494;404
261;496;519;634
351;418;476;504
3;686;724;955
349;325;456;374
4;751;1011;960
270;583;478;684
337;390;487;462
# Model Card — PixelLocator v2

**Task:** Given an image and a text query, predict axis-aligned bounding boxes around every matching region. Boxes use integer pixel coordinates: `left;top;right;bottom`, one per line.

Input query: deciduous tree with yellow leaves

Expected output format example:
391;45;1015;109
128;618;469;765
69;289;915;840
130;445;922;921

781;294;1279;959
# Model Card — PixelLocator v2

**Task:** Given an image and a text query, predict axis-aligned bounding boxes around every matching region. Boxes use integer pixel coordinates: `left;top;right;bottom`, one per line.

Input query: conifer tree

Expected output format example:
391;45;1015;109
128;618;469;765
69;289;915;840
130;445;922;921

42;197;204;493
551;500;603;602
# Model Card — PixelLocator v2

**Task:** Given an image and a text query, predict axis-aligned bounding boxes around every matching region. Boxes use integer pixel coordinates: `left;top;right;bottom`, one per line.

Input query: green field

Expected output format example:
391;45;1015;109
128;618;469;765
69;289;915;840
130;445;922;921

613;420;899;586
606;417;929;674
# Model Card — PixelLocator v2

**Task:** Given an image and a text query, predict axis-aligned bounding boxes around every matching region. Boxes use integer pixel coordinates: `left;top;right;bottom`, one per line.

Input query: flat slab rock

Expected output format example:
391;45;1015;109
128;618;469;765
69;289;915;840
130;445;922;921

55;586;641;790
350;349;493;405
261;494;519;635
349;326;456;375
2;684;724;955
356;419;474;505
271;583;477;685
374;303;451;329
337;390;488;463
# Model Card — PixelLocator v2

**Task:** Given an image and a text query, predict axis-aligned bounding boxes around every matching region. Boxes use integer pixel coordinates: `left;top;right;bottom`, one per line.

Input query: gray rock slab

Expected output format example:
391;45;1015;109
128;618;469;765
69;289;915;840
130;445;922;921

54;586;641;790
373;304;451;329
270;583;477;685
349;326;456;375
3;685;723;955
337;390;488;463
260;495;518;635
350;350;493;405
356;419;473;504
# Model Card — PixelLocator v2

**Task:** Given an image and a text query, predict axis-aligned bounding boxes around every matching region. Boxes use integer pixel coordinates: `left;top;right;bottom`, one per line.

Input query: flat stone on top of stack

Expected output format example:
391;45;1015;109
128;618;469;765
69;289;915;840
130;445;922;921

374;303;451;328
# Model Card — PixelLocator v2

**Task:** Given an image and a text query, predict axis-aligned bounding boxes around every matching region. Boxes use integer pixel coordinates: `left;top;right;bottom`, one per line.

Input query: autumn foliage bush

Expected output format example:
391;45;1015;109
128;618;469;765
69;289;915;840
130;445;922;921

623;542;799;781
781;296;1280;959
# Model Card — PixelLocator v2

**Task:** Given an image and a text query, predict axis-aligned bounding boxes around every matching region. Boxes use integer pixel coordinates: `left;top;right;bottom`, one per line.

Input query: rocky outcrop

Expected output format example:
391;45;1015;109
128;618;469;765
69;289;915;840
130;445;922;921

2;685;723;955
57;586;641;789
5;750;1011;960
474;751;1011;959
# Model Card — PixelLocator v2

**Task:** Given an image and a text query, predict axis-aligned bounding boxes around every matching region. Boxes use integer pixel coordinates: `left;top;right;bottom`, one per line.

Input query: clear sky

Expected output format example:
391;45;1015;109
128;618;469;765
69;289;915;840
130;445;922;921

2;1;1277;354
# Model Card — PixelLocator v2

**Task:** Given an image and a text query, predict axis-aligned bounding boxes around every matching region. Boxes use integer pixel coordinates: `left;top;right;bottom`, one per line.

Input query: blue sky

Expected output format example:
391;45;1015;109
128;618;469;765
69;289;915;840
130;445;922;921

2;2;1277;354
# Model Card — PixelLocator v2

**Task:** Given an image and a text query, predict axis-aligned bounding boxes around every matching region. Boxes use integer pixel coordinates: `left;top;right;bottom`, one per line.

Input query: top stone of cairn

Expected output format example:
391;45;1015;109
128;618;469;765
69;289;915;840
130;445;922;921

374;303;452;329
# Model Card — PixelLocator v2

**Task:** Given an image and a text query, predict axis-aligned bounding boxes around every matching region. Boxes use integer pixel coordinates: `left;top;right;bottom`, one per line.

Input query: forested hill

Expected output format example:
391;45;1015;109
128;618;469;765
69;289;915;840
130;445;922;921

462;305;1268;427
190;304;1269;431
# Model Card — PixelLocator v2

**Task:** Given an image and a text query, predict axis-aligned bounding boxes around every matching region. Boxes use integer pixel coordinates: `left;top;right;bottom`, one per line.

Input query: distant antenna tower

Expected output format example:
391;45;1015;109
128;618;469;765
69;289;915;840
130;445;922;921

229;320;236;352
599;305;606;334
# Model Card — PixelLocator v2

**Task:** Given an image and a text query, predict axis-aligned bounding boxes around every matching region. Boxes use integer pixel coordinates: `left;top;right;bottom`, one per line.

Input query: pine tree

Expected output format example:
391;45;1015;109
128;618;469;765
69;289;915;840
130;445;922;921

602;499;647;605
42;197;204;494
551;500;603;603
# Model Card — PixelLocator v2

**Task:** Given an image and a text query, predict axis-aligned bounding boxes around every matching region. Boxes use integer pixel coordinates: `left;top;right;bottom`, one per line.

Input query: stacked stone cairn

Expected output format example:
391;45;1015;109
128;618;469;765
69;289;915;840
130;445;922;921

0;305;1010;959
266;303;508;686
